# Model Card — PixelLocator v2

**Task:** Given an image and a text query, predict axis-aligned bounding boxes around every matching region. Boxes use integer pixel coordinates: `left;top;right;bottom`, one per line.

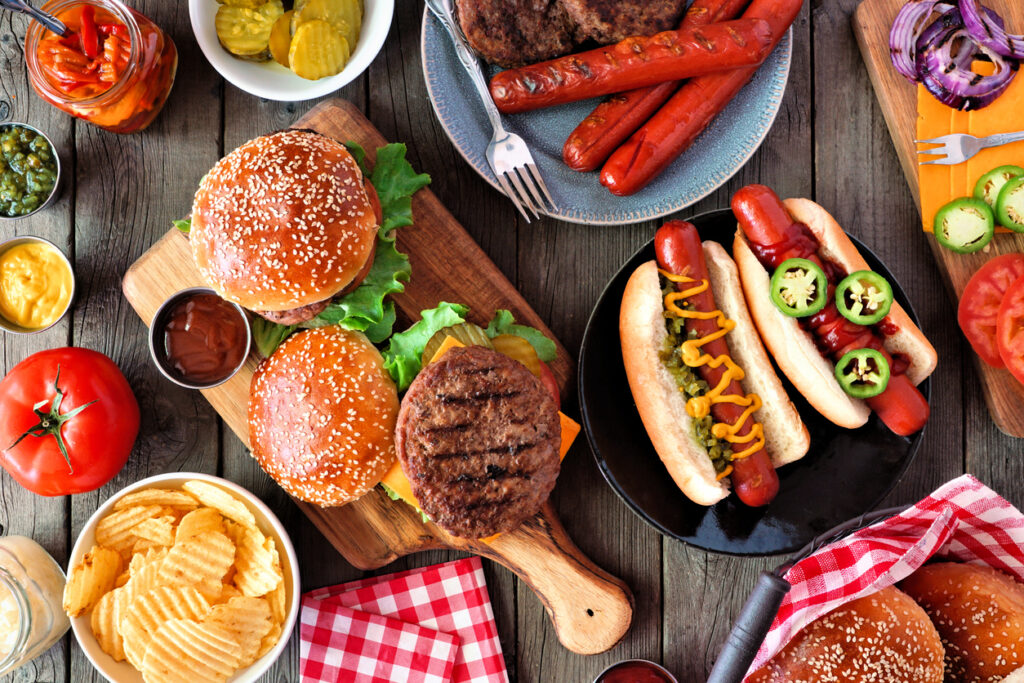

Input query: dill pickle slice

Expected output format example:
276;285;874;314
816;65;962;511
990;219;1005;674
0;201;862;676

288;19;350;80
269;10;293;67
215;0;283;58
490;334;542;377
292;0;352;43
218;0;266;8
420;323;493;366
332;0;361;48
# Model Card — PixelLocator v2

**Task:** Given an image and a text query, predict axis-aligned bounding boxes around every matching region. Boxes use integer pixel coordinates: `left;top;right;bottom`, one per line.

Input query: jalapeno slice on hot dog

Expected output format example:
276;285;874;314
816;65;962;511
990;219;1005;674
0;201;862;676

769;258;827;317
835;270;893;326
934;197;995;253
835;348;890;399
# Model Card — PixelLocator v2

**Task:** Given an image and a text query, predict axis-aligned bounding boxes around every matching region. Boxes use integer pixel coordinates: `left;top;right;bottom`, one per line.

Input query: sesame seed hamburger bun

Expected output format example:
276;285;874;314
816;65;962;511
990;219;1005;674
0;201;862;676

900;562;1024;682
748;585;944;683
190;129;377;314
248;326;398;506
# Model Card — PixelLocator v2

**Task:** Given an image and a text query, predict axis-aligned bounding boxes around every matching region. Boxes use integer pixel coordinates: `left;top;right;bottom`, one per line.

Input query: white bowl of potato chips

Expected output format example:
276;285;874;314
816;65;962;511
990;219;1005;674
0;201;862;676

190;0;394;101
66;473;300;683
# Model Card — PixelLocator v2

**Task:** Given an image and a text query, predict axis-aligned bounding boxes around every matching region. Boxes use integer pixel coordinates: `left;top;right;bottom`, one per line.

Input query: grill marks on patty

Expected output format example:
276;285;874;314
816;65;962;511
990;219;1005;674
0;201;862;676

396;346;561;539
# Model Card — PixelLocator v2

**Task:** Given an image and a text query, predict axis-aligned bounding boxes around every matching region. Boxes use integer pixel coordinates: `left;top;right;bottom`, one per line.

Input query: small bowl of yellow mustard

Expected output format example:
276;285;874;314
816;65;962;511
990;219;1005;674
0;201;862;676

0;236;74;334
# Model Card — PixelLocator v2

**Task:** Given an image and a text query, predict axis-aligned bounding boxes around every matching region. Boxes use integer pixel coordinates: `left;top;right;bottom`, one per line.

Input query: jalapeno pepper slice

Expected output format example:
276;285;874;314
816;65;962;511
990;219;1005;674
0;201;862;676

834;348;890;399
974;164;1024;210
996;176;1024;233
769;258;828;317
835;270;893;326
933;197;995;253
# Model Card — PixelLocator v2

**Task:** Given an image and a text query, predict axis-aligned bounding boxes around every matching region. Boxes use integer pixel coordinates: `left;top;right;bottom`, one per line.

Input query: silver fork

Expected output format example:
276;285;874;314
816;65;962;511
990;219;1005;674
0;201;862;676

916;131;1024;165
424;0;556;222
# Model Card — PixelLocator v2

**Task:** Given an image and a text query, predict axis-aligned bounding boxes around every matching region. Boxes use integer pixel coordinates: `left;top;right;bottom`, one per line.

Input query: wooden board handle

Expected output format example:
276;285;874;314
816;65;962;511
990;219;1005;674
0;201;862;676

446;502;634;655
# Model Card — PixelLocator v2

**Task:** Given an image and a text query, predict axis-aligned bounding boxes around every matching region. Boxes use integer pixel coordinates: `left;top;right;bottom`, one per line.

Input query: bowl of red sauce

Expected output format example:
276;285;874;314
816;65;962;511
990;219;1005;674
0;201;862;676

148;287;251;390
594;659;679;683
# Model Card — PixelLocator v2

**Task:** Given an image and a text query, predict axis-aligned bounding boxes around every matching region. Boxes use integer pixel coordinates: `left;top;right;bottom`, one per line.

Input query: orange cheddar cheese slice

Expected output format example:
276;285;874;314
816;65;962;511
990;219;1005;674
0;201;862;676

918;62;1024;233
379;335;580;540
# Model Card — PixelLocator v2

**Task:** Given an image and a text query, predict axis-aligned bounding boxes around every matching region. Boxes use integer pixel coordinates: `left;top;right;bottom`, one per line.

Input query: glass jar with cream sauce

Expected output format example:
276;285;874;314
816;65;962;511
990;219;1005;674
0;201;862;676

0;536;69;675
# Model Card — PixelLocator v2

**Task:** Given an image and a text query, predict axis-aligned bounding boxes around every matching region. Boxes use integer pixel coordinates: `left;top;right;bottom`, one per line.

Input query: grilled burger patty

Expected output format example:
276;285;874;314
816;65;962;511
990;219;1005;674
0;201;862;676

455;0;687;66
395;345;561;539
455;0;577;68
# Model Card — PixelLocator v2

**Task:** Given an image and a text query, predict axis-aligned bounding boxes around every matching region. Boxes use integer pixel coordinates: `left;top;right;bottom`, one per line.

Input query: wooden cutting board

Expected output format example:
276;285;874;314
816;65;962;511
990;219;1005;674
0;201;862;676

853;0;1024;438
121;98;632;655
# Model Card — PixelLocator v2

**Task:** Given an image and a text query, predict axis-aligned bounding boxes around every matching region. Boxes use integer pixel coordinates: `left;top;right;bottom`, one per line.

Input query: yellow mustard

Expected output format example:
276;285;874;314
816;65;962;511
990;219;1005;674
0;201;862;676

660;269;765;481
0;243;72;330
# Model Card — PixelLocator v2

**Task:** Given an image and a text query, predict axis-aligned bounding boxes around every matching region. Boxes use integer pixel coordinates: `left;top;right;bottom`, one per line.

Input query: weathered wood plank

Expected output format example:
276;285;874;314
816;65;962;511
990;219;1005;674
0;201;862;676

63;2;222;681
0;10;75;683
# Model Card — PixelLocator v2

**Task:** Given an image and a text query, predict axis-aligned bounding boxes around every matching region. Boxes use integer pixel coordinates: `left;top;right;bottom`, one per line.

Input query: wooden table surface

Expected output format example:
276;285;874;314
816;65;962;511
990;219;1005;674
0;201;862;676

1;1;1021;681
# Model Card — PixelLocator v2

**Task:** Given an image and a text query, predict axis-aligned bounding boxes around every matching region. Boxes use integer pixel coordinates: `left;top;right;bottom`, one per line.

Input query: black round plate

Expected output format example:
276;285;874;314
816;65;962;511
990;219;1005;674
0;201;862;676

578;209;929;556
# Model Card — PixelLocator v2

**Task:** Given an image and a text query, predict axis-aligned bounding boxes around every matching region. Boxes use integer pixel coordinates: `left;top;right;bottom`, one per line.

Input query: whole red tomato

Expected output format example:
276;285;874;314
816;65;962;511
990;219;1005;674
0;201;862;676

0;348;139;496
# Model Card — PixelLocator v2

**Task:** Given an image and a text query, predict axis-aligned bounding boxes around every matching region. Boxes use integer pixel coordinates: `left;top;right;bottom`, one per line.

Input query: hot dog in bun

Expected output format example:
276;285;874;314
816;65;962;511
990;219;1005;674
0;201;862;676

620;220;809;507
731;185;936;436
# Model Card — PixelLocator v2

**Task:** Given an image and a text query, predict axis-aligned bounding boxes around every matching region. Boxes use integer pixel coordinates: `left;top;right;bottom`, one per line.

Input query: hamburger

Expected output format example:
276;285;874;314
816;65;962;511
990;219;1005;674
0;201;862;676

248;326;399;506
748;585;945;683
184;130;429;355
189;129;378;326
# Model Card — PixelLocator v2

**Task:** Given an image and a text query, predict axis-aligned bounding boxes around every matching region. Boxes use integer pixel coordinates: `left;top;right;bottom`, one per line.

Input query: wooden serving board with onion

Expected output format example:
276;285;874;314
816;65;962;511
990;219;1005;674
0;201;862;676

121;98;633;655
853;0;1024;437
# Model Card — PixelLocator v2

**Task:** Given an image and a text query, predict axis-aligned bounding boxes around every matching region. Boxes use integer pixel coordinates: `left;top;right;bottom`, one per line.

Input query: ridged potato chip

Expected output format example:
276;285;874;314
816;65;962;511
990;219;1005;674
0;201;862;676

214;584;243;604
91;586;129;662
114;488;199;511
130;547;168;577
288;20;350;81
95;505;165;554
132;516;177;547
256;621;282;660
175;507;225;544
63;545;123;617
141;618;242;683
204;596;273;667
228;523;280;597
266;577;287;624
159;530;235;589
122;585;212;670
183;481;257;529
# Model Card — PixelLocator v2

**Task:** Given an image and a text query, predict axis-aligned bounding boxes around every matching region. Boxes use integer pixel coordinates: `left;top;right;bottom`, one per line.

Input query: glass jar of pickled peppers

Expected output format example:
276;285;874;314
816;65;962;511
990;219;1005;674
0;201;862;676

24;0;177;134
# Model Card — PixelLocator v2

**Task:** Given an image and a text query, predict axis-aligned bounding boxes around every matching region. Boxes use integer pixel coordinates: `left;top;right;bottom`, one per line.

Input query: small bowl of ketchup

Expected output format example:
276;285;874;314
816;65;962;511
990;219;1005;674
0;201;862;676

593;659;679;683
149;287;251;390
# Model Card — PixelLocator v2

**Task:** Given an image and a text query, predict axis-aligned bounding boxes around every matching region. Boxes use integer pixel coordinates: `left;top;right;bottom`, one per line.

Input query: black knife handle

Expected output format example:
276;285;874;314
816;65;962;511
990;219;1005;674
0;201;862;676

706;571;791;683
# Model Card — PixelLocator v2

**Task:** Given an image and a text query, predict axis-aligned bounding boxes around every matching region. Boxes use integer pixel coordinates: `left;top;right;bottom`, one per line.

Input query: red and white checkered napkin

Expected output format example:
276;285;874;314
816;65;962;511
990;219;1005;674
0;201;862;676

746;474;1024;678
301;556;509;683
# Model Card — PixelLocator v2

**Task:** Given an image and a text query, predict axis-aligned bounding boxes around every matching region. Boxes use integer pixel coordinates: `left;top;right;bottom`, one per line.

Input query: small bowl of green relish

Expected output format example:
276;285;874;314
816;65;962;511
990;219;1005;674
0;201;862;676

0;123;61;220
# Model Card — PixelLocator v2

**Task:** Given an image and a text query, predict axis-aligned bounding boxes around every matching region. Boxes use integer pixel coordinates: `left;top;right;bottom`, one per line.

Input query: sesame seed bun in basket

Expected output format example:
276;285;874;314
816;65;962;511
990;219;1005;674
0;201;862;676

747;585;944;683
190;129;377;317
248;326;398;506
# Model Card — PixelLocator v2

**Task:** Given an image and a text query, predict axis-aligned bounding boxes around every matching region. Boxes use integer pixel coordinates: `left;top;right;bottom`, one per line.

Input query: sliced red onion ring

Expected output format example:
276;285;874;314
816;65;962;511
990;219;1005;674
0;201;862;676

960;0;1024;60
916;18;1018;110
890;0;955;81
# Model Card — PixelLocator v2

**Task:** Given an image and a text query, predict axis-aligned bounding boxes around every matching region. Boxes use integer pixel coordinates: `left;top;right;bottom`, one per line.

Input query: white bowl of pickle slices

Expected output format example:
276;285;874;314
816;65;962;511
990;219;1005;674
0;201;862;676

190;0;394;101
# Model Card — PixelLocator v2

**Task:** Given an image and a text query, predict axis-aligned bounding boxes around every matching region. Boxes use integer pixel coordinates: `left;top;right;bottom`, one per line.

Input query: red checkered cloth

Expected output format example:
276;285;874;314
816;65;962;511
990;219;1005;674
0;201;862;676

300;599;459;683
746;474;1024;678
304;557;509;683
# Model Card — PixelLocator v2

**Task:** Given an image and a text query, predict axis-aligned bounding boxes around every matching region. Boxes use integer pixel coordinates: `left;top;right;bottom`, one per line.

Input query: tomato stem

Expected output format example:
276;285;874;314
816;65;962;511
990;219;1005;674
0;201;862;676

5;366;97;473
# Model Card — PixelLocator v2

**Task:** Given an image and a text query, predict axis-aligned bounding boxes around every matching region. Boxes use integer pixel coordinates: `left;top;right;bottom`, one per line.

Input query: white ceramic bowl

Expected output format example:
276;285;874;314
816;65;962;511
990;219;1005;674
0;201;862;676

69;473;301;682
189;0;394;101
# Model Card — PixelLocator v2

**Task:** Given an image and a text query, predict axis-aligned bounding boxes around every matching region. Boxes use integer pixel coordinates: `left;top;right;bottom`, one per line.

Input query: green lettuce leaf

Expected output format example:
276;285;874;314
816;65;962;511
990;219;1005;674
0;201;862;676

173;218;191;234
301;238;410;343
485;310;557;362
251;318;297;359
251;143;430;356
382;302;469;390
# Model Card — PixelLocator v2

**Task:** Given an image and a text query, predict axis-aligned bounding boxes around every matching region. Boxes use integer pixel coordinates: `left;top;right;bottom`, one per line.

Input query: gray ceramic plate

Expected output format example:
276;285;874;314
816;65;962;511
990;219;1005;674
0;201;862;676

420;11;792;225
